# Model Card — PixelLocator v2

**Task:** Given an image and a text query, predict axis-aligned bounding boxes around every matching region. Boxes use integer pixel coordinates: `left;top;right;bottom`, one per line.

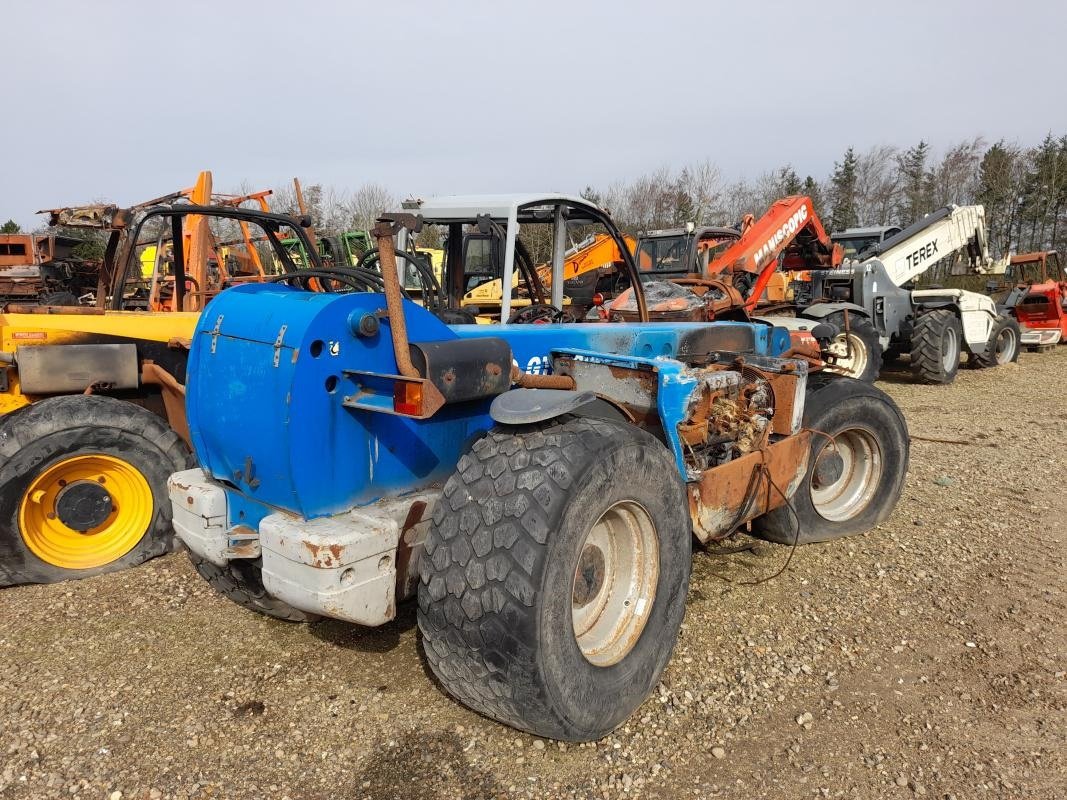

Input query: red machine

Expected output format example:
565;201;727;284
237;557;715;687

1002;250;1067;349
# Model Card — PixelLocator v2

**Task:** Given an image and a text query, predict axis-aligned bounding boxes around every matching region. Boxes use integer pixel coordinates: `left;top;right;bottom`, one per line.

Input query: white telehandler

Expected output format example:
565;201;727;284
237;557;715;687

764;205;1020;384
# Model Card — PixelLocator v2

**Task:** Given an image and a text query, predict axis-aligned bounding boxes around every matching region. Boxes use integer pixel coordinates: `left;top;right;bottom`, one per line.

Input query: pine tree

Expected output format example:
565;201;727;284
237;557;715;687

0;220;19;234
802;176;824;219
776;165;803;196
977;141;1020;255
829;147;859;230
896;140;932;225
580;185;602;205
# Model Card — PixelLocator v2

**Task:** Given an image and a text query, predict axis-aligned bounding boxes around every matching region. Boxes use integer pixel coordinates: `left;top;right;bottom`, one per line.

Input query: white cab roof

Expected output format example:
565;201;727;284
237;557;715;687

400;193;603;221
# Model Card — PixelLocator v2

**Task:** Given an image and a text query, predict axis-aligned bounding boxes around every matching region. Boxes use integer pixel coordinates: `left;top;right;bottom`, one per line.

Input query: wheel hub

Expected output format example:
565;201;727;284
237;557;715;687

571;501;660;667
19;453;154;570
54;480;114;532
809;429;884;523
812;450;844;489
573;544;606;607
942;327;958;371
826;332;867;378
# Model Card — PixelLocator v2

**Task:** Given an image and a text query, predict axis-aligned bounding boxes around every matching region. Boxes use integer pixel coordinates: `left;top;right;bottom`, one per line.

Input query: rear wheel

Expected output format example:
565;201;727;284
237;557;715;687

752;375;908;544
418;417;691;741
968;316;1021;368
818;311;882;382
190;555;318;622
910;309;962;384
0;395;191;586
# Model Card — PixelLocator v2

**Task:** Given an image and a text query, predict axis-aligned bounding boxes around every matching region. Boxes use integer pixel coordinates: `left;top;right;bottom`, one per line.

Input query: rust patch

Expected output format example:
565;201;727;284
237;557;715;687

302;540;344;569
226;525;260;559
688;433;811;543
395;500;429;601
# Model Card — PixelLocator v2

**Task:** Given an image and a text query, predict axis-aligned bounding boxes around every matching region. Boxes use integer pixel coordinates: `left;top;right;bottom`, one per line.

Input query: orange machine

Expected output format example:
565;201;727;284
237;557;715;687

705;195;841;309
610;196;840;319
75;171;278;312
460;232;636;315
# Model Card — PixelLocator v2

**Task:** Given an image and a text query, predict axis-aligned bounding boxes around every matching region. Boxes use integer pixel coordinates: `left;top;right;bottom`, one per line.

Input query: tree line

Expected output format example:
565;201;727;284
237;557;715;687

579;135;1067;259
7;134;1064;262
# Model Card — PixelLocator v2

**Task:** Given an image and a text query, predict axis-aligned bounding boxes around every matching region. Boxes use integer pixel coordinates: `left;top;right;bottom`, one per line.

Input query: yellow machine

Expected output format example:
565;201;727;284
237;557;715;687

460;233;635;313
0;192;320;587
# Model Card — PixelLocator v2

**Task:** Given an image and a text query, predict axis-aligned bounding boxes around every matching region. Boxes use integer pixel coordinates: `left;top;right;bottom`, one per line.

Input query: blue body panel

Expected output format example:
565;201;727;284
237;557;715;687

186;284;792;525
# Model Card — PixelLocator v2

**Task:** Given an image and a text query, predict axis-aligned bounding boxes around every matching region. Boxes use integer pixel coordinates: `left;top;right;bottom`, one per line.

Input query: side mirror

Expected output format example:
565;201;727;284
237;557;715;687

809;322;837;342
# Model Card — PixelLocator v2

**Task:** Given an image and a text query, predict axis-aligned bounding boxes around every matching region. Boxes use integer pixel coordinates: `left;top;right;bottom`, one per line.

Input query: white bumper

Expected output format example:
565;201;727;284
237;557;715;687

1021;327;1062;346
167;468;437;626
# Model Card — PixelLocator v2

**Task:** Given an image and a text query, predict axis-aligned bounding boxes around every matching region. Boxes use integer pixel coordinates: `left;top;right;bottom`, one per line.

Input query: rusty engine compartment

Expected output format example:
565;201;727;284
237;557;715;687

552;350;811;545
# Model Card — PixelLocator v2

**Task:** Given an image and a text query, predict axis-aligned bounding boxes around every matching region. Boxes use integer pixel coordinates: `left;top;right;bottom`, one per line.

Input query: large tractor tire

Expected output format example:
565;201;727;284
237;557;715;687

818;311;883;382
320;235;347;268
189;555;319;623
0;395;191;586
418;417;691;741
909;309;963;384
968;315;1021;368
752;374;908;545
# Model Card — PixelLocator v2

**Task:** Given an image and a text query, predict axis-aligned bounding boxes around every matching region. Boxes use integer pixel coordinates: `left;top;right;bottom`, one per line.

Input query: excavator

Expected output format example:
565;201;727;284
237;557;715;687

75;171;280;312
0;230;98;307
603;197;860;373
458;195;839;329
611;196;840;311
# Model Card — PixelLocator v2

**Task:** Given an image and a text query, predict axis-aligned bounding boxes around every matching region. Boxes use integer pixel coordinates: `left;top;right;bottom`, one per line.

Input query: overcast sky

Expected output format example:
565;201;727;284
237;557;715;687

3;0;1064;228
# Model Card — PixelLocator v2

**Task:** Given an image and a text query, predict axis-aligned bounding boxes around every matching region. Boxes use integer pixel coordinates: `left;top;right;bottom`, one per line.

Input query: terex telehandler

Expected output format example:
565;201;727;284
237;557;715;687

765;205;1021;384
0;200;323;587
170;193;909;742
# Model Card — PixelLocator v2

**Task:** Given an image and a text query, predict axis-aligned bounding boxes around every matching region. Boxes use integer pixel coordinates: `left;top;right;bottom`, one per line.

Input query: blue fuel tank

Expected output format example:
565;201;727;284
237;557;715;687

187;284;791;523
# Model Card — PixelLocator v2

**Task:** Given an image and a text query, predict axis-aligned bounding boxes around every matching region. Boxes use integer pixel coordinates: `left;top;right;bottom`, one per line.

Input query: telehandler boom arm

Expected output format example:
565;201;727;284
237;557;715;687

702;195;840;308
862;204;992;287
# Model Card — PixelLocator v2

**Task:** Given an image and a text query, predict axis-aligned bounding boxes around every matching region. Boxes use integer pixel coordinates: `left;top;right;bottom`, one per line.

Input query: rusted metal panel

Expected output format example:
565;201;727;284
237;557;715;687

554;356;657;423
410;338;512;402
42;204;129;229
224;525;261;559
141;360;190;446
688;431;811;543
18;343;139;394
763;370;802;436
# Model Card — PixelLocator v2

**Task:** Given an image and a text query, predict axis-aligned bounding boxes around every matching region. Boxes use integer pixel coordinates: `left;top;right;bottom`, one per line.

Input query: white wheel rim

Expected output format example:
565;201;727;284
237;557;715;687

995;326;1016;364
571;501;659;667
809;429;884;522
942;327;958;371
825;332;868;378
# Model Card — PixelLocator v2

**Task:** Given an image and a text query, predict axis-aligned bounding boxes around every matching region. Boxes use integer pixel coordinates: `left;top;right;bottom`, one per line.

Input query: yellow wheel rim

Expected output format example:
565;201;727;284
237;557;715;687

18;454;154;570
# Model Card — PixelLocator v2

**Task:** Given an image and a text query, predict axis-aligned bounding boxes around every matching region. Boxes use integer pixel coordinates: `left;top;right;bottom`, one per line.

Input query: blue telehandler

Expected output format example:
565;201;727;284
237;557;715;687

170;194;908;741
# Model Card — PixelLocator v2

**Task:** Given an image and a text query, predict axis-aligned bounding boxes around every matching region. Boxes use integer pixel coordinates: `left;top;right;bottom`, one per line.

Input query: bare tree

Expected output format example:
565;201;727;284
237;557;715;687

855;144;900;225
676;160;725;223
345;183;398;232
929;137;985;208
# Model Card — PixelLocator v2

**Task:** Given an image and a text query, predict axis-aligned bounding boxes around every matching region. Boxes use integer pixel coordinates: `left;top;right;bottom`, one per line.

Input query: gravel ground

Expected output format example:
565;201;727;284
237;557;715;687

2;350;1065;800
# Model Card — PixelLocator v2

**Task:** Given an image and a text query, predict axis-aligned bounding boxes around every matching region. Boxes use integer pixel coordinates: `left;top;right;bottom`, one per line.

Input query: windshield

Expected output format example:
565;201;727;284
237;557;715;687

636;234;692;273
836;235;881;260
